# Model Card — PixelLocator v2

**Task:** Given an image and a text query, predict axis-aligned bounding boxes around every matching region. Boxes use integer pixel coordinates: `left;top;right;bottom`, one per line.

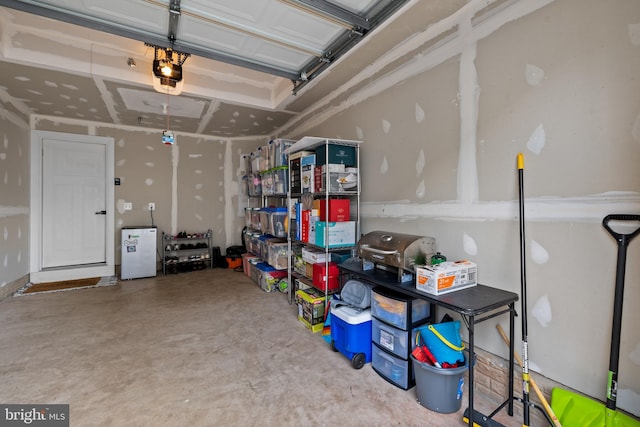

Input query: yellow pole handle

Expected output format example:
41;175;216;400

496;325;562;427
517;153;524;170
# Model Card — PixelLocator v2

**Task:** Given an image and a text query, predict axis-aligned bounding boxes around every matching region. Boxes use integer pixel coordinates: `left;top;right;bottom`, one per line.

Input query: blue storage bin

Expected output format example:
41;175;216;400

371;287;430;330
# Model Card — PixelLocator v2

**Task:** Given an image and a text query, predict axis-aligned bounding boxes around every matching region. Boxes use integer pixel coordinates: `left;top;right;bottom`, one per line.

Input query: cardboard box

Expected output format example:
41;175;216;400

305;261;314;279
301;154;315;193
297;315;324;333
319;199;350;222
296;288;326;332
301;209;311;242
302;247;329;264
321;163;346;173
290;158;302;194
315;144;356;166
415;260;477;296
308;216;319;244
315;221;356;248
312;262;340;292
311;199;321;217
287;150;314;161
294;277;312;292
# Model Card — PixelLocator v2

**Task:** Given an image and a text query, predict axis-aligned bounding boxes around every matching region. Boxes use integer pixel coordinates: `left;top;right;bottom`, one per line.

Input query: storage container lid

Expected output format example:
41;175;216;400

331;305;371;324
340;279;373;308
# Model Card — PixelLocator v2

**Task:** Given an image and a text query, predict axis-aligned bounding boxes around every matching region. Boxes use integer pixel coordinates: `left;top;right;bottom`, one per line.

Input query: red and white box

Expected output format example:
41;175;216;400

312;262;340;292
319;199;350;222
415;260;477;296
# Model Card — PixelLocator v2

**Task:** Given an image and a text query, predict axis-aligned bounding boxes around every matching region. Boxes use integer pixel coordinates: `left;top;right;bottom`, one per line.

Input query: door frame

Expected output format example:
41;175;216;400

30;130;115;283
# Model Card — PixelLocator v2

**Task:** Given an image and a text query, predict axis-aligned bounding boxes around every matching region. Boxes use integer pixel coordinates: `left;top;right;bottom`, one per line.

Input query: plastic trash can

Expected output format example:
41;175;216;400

411;353;467;414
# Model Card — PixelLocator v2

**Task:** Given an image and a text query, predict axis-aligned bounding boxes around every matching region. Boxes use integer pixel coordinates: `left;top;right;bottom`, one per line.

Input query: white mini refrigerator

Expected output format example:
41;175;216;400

121;226;157;280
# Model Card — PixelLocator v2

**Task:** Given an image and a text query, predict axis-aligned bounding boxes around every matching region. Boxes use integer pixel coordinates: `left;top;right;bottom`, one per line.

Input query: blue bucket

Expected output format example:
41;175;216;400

417;321;465;365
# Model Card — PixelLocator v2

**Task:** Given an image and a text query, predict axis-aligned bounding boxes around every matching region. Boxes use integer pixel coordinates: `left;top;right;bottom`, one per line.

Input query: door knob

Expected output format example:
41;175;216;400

95;210;107;215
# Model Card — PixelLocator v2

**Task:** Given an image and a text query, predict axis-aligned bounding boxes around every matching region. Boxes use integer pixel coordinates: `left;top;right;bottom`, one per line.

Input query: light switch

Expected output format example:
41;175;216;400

124;202;132;211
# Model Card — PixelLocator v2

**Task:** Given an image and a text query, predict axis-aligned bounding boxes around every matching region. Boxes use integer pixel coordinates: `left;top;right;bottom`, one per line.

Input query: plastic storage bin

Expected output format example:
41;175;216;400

271;139;294;168
267;241;288;270
242;228;252;251
244;207;253;229
248;174;262;196
259;208;272;235
249;232;262;255
261;170;274;196
259;235;285;260
412;354;467;413
259;145;270;172
259;268;287;293
371;287;430;330
250;208;261;231
272;166;289;195
242;253;260;277
371;317;423;359
269;207;287;238
330;305;372;369
371;343;414;390
250;261;269;285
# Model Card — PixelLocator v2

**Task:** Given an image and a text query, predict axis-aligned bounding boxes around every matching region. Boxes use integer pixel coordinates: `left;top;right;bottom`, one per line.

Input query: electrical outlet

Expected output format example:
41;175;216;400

148;202;155;211
124;202;132;211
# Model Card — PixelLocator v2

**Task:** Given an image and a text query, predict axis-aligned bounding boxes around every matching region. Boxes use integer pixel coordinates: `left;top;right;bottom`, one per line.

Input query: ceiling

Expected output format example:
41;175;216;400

0;0;474;138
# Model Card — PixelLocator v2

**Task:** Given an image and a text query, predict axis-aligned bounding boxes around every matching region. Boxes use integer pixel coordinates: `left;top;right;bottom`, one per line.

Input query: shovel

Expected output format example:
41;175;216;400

551;214;640;427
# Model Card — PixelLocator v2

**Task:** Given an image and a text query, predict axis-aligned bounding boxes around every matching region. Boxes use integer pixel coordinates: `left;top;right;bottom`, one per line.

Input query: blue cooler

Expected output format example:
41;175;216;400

330;304;372;369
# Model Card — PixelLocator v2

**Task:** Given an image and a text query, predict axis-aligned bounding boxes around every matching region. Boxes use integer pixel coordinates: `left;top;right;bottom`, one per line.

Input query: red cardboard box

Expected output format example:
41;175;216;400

312;262;340;292
319;199;350;222
301;209;311;242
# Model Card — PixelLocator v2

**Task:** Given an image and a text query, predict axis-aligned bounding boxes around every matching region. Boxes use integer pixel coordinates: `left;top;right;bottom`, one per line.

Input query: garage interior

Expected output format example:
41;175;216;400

1;0;639;426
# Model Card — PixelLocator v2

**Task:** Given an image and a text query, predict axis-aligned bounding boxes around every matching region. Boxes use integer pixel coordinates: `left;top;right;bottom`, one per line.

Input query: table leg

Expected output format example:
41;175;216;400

467;314;475;426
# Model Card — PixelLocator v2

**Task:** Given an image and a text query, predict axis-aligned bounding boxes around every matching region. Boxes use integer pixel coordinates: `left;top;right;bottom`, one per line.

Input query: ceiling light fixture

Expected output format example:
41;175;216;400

147;44;190;88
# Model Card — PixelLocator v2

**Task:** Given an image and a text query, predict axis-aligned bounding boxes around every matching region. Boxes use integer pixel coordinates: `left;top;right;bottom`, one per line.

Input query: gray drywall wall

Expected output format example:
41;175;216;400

32;119;265;262
0;113;30;292
290;0;640;415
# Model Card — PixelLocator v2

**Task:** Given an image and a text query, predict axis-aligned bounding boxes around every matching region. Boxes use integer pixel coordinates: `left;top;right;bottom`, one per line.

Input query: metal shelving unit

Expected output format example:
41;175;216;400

285;137;362;308
162;230;213;274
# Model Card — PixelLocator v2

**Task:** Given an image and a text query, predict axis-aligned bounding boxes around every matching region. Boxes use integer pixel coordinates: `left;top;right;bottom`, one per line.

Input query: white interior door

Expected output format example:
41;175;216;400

41;138;107;268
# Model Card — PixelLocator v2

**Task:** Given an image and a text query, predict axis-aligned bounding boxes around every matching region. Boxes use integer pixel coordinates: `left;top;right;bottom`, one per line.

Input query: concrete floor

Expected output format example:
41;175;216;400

0;268;522;426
